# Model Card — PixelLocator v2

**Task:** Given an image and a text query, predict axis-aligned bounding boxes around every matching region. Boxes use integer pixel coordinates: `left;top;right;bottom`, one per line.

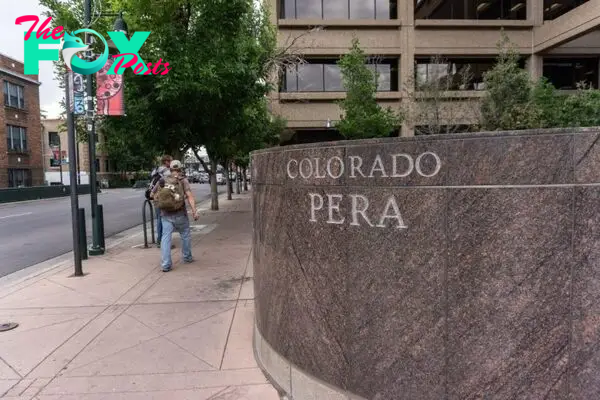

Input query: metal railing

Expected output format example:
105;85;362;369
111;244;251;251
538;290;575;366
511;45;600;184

142;199;156;248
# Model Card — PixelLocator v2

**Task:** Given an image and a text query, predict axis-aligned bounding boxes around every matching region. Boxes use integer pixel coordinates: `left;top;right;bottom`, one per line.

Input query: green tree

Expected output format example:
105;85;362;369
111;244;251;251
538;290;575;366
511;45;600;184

42;0;277;208
336;38;401;139
480;32;541;130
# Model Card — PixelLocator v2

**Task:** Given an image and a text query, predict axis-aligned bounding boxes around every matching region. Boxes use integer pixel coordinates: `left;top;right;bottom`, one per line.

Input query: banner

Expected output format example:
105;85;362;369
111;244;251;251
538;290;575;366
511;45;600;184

67;71;86;115
50;147;67;166
96;58;125;116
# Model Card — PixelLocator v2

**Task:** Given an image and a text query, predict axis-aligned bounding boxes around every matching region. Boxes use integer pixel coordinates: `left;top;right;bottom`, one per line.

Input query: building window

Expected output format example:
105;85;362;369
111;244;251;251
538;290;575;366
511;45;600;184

281;0;398;19
3;81;25;109
282;58;399;92
48;132;60;147
8;169;32;188
6;125;27;152
104;159;109;172
415;0;527;20
415;57;526;90
544;0;589;20
543;57;599;90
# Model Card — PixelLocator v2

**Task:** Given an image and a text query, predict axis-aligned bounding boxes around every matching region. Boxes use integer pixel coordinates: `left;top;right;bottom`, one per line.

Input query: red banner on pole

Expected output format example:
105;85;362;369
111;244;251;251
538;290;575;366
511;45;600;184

96;58;125;116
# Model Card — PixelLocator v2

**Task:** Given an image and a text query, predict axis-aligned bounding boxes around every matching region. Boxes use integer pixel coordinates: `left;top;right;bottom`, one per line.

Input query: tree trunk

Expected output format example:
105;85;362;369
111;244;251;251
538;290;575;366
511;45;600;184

224;162;232;200
242;167;248;192
235;166;241;194
210;159;219;210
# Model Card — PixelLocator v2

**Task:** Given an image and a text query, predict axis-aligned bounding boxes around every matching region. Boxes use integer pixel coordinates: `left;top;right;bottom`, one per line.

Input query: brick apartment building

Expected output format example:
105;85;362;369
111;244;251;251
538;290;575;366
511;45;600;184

0;53;43;188
269;0;600;140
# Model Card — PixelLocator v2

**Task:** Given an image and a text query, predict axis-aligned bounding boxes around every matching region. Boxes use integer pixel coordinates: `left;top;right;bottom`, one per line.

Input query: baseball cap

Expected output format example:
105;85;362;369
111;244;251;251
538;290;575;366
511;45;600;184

170;160;183;170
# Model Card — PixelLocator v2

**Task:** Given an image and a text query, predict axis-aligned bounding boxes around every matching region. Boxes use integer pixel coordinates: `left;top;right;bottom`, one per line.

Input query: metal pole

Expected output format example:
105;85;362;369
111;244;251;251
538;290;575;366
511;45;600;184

65;72;83;276
97;204;105;249
59;138;64;185
76;140;81;185
85;0;104;256
78;208;88;260
142;200;149;248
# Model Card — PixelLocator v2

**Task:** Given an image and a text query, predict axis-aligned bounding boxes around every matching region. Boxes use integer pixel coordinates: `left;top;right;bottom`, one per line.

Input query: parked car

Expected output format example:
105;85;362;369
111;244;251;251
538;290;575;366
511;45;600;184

216;172;225;185
198;172;209;183
188;172;200;183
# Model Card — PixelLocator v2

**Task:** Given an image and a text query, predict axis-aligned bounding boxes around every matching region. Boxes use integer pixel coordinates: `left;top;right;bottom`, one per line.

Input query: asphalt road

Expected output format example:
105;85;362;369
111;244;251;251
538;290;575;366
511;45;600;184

0;184;216;278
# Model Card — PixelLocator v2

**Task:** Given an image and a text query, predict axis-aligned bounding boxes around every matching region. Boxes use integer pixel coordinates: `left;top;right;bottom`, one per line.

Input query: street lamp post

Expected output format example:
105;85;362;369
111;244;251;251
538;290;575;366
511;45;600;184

83;1;128;256
65;72;83;276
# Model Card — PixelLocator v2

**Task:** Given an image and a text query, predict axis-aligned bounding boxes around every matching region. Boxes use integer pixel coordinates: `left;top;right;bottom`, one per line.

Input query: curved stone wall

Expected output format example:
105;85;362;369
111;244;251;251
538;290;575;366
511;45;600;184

251;128;600;400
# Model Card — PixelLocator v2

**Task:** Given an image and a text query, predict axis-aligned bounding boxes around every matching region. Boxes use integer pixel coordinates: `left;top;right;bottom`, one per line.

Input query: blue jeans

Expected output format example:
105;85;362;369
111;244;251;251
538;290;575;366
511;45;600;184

155;205;162;243
160;214;192;270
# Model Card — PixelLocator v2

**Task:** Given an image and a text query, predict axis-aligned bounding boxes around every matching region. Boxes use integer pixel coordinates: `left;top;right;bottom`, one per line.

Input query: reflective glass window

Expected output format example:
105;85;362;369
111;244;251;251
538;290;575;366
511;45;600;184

298;64;324;91
376;0;390;18
324;0;349;18
324;64;344;91
350;0;375;18
296;0;322;18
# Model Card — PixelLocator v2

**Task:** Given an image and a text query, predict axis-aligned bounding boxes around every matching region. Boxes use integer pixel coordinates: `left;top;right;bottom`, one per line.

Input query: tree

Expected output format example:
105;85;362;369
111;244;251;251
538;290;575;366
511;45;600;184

405;55;480;135
480;32;540;131
336;38;402;139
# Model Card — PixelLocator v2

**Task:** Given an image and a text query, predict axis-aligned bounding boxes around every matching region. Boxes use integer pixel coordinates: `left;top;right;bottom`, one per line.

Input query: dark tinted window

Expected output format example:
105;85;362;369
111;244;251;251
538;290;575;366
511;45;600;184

8;169;31;188
544;0;589;20
281;0;397;19
543;57;599;89
415;0;527;20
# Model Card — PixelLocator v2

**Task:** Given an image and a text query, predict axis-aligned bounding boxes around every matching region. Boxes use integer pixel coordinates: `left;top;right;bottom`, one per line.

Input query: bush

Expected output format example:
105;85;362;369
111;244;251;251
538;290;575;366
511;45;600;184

480;33;540;131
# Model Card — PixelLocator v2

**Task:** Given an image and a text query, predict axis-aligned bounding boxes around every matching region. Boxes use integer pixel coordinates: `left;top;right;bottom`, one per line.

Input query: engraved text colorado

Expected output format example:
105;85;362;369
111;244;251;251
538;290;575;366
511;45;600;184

286;152;442;229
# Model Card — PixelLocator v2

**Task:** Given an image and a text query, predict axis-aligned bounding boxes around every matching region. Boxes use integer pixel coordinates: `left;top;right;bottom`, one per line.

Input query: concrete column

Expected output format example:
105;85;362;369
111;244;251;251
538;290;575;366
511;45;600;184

527;0;543;26
400;0;415;137
527;54;543;81
268;0;278;24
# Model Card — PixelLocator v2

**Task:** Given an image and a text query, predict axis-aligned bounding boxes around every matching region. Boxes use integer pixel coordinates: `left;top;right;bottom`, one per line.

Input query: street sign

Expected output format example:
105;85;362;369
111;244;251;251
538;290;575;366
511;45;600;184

68;71;86;115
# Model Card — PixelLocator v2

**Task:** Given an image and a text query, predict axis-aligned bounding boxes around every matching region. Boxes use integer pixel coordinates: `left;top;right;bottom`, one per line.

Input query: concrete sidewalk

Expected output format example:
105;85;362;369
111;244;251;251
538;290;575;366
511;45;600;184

0;193;279;399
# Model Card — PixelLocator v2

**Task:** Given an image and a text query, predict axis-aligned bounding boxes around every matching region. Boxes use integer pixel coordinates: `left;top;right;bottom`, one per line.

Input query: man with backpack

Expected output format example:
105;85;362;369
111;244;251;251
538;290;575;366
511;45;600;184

151;159;199;272
147;155;172;248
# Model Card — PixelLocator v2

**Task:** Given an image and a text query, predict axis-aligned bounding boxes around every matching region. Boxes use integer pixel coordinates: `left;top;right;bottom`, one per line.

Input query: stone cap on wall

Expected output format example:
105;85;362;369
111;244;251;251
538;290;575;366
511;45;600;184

251;127;600;187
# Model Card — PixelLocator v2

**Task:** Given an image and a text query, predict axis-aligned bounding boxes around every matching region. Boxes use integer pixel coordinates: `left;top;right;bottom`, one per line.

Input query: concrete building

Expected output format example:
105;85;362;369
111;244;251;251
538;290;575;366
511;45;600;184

41;118;114;186
268;0;600;140
0;53;43;187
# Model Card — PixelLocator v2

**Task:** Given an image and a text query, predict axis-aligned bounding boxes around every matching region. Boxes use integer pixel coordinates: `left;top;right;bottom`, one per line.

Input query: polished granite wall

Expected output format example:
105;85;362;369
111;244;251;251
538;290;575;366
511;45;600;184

251;128;600;400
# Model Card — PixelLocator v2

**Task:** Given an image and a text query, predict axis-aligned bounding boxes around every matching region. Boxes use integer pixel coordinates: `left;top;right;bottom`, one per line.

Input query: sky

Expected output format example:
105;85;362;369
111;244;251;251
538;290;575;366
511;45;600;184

1;0;62;118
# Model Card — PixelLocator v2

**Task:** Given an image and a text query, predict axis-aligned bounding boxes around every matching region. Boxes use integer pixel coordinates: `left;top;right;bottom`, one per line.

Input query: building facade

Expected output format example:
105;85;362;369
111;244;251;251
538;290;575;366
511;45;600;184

0;53;43;187
269;0;600;140
41;118;114;186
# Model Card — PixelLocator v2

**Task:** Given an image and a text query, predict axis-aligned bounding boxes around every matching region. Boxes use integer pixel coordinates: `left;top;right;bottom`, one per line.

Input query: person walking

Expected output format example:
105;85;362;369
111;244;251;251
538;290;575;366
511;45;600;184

152;160;198;272
149;155;172;248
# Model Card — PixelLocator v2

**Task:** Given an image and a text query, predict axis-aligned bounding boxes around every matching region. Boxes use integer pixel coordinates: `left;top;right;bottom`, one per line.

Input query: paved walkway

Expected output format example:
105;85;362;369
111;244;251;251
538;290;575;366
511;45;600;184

0;193;279;399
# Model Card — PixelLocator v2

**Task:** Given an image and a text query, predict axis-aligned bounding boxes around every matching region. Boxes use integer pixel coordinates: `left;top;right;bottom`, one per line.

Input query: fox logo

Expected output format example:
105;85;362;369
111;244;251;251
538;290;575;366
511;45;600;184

59;29;108;75
60;32;89;71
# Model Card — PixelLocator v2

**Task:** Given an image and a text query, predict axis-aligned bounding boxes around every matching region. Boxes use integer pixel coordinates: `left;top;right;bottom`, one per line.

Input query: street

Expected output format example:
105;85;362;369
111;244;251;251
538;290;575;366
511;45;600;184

0;184;216;277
